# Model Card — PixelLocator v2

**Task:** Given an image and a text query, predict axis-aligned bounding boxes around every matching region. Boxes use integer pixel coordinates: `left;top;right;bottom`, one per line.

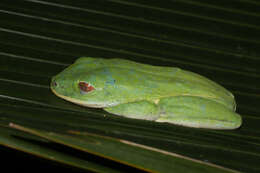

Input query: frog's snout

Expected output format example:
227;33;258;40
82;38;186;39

51;78;63;90
51;78;58;88
52;81;57;88
51;78;65;90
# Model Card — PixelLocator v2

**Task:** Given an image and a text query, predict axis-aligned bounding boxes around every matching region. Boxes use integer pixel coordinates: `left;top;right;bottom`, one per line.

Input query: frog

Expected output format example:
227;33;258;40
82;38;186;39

50;57;242;129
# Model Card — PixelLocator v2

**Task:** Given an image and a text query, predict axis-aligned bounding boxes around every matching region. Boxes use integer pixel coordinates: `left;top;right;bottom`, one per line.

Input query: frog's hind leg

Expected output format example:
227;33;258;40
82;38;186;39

157;96;242;129
104;101;160;121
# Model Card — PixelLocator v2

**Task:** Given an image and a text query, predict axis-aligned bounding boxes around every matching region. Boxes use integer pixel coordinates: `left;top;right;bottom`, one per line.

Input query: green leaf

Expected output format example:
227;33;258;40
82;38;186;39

1;0;260;172
8;123;236;173
0;124;122;173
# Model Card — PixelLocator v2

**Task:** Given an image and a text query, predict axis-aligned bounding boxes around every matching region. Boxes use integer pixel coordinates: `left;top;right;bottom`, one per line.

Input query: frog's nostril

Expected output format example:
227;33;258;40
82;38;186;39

52;81;58;87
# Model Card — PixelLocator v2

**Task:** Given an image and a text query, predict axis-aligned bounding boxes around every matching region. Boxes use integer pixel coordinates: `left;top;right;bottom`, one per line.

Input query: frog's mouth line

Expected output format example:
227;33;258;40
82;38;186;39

50;86;108;108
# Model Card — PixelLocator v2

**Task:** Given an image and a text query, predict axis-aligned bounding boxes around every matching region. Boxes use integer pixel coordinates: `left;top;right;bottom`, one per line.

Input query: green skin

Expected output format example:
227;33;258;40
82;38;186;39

51;57;242;129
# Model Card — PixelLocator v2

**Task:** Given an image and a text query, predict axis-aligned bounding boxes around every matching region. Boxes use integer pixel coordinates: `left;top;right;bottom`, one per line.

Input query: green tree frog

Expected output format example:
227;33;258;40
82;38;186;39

51;57;242;129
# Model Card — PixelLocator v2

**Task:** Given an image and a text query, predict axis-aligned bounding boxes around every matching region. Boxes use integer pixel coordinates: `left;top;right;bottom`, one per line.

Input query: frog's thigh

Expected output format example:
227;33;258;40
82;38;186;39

104;101;160;120
157;96;242;129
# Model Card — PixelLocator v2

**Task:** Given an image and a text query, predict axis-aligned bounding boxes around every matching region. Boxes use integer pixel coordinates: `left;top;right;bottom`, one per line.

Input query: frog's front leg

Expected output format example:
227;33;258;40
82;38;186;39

104;101;160;120
156;96;242;129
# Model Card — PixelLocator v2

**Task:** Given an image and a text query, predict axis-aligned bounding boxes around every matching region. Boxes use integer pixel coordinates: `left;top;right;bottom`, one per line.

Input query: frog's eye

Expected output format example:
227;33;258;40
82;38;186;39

78;82;95;94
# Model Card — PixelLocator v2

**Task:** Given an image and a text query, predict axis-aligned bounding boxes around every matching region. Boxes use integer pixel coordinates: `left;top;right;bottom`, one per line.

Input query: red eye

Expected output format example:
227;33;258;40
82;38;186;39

78;82;95;93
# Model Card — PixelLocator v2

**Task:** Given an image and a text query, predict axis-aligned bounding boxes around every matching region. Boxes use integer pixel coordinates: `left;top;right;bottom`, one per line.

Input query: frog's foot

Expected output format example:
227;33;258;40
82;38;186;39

104;101;160;120
156;96;242;129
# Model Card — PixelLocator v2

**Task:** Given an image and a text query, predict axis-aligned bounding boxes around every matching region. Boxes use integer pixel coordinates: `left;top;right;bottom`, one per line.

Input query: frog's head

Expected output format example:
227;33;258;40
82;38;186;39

50;67;120;108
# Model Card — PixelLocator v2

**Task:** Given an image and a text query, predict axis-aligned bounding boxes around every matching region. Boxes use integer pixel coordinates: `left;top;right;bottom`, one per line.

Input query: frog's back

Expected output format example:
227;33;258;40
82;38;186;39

76;57;231;94
75;57;180;76
75;57;235;110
